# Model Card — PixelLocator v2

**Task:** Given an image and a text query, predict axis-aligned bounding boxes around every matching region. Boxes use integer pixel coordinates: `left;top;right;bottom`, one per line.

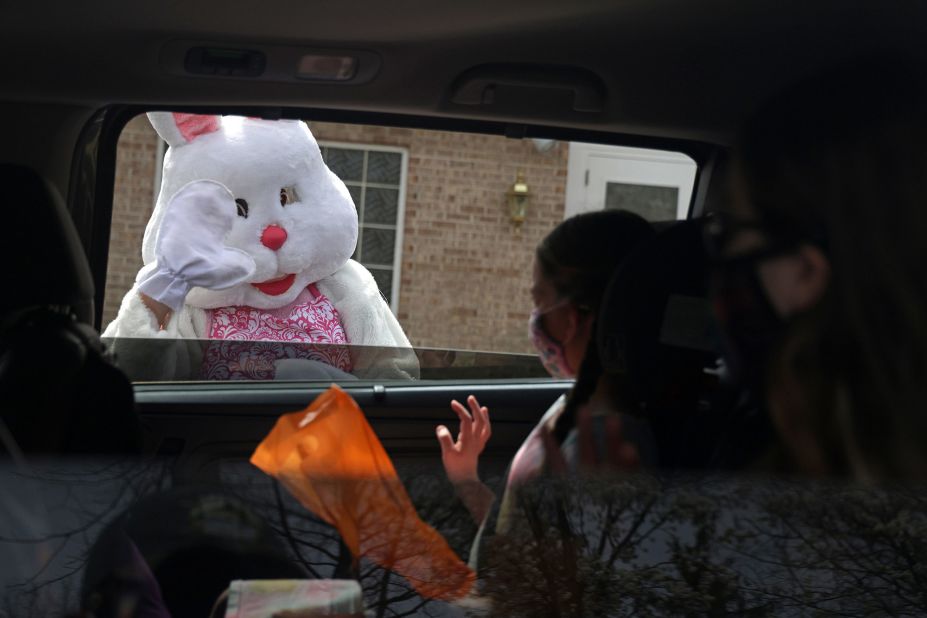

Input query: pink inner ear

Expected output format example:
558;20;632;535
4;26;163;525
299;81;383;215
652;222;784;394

173;113;220;143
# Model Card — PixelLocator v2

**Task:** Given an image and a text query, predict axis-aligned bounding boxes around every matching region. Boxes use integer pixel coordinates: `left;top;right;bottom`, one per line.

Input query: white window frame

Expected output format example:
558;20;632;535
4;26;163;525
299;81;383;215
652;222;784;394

318;140;408;314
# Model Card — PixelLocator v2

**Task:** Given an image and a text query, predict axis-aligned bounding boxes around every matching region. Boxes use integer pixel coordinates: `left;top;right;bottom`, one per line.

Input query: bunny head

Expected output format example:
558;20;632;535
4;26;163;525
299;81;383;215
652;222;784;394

142;113;358;310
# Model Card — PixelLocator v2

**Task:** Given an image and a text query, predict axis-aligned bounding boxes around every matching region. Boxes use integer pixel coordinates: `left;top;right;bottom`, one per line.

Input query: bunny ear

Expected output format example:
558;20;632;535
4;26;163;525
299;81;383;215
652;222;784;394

147;112;221;147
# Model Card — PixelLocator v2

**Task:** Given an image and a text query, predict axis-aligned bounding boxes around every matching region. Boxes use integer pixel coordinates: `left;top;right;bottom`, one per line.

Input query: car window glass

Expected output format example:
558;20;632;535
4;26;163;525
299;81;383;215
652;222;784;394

103;114;697;383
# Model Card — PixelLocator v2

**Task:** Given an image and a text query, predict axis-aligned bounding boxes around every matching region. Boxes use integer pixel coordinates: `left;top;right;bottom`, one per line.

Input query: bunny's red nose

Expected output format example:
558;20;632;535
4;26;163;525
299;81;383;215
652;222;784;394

261;225;288;251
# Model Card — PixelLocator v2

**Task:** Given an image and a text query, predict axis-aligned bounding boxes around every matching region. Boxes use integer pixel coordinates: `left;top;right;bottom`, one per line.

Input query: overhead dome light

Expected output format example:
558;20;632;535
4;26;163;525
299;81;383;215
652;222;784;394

296;54;357;81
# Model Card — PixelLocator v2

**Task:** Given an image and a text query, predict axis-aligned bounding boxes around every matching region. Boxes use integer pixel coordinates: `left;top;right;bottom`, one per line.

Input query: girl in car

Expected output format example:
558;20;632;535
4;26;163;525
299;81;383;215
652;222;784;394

434;209;654;526
708;56;927;479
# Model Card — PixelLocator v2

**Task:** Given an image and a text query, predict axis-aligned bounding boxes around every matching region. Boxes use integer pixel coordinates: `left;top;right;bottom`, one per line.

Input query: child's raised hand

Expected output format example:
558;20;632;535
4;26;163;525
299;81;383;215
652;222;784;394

436;395;492;485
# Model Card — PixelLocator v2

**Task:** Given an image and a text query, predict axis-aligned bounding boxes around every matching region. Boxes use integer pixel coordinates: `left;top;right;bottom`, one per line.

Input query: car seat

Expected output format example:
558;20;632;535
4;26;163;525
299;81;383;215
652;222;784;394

0;163;140;454
596;218;774;469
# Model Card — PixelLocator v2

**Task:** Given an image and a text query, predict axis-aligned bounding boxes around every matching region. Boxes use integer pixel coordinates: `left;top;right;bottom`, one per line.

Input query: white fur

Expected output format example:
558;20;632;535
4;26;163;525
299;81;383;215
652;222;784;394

105;114;417;379
142;116;357;310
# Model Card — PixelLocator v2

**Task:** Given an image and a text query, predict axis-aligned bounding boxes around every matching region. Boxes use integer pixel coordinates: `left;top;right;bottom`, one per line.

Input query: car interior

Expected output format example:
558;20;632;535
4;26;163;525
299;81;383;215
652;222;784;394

2;1;927;616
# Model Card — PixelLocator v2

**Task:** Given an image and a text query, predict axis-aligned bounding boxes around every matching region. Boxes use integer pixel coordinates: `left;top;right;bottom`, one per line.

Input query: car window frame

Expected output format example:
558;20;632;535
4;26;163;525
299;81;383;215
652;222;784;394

72;104;721;383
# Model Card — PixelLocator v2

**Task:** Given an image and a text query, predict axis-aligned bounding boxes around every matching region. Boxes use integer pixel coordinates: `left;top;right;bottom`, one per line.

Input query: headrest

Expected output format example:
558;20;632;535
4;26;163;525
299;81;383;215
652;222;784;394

0;164;94;323
597;219;719;410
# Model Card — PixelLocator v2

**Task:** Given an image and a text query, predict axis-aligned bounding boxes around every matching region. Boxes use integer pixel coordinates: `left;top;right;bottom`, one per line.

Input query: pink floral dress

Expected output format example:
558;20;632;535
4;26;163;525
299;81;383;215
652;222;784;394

201;284;352;380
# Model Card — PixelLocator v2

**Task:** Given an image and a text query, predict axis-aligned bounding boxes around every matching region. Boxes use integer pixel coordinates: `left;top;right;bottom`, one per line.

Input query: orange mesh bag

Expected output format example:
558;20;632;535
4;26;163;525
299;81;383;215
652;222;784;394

250;385;475;600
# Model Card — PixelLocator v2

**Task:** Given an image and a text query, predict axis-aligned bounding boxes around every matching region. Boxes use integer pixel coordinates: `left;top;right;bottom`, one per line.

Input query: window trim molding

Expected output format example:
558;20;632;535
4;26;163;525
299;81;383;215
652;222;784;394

318;140;408;315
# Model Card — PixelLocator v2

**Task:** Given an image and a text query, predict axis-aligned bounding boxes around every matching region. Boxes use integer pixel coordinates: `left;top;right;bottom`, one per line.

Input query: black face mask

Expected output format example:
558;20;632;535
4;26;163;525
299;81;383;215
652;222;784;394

710;252;786;396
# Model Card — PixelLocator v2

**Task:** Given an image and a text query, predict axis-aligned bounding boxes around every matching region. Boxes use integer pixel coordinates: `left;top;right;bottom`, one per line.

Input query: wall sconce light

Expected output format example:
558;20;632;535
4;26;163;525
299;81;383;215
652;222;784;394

530;138;557;153
506;171;531;228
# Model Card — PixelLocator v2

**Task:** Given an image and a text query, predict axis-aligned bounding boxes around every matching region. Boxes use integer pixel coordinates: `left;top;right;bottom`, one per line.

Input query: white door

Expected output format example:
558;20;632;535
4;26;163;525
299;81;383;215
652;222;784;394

564;143;697;221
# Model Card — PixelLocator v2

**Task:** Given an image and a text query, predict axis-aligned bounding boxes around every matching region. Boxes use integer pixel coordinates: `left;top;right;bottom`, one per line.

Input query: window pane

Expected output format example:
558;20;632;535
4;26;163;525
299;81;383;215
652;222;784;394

361;227;395;265
345;183;362;212
105;113;699;384
364;188;399;224
324;147;364;182
368;267;393;302
366;151;401;185
605;182;678;221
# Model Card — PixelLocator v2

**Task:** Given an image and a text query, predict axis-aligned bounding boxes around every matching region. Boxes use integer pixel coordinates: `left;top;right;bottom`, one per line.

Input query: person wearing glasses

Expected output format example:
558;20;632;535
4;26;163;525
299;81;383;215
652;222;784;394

706;55;927;479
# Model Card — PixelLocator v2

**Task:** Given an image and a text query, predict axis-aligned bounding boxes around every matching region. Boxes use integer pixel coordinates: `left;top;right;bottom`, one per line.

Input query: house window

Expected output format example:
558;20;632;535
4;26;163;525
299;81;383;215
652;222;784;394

604;182;680;221
319;143;407;313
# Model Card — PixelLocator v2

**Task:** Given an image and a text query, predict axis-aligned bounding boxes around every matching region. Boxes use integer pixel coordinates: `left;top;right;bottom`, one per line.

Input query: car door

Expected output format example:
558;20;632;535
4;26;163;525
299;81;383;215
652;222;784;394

52;105;714;617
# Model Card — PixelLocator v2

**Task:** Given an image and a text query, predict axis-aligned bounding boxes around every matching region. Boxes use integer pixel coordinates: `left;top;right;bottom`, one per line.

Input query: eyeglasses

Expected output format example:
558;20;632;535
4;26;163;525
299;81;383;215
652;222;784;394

703;212;800;261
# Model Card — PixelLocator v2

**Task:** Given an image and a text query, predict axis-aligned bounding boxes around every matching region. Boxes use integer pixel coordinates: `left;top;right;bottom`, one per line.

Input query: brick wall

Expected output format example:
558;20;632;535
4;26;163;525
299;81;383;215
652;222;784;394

103;115;160;328
104;117;568;354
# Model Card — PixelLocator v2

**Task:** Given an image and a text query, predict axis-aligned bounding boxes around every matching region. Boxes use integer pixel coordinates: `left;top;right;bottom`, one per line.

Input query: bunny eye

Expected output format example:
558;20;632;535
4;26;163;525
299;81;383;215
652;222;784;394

235;198;249;218
280;186;299;206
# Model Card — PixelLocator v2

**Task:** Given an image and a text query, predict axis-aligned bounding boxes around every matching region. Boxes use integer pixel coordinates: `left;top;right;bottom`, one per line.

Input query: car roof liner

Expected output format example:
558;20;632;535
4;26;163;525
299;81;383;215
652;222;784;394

4;0;925;145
